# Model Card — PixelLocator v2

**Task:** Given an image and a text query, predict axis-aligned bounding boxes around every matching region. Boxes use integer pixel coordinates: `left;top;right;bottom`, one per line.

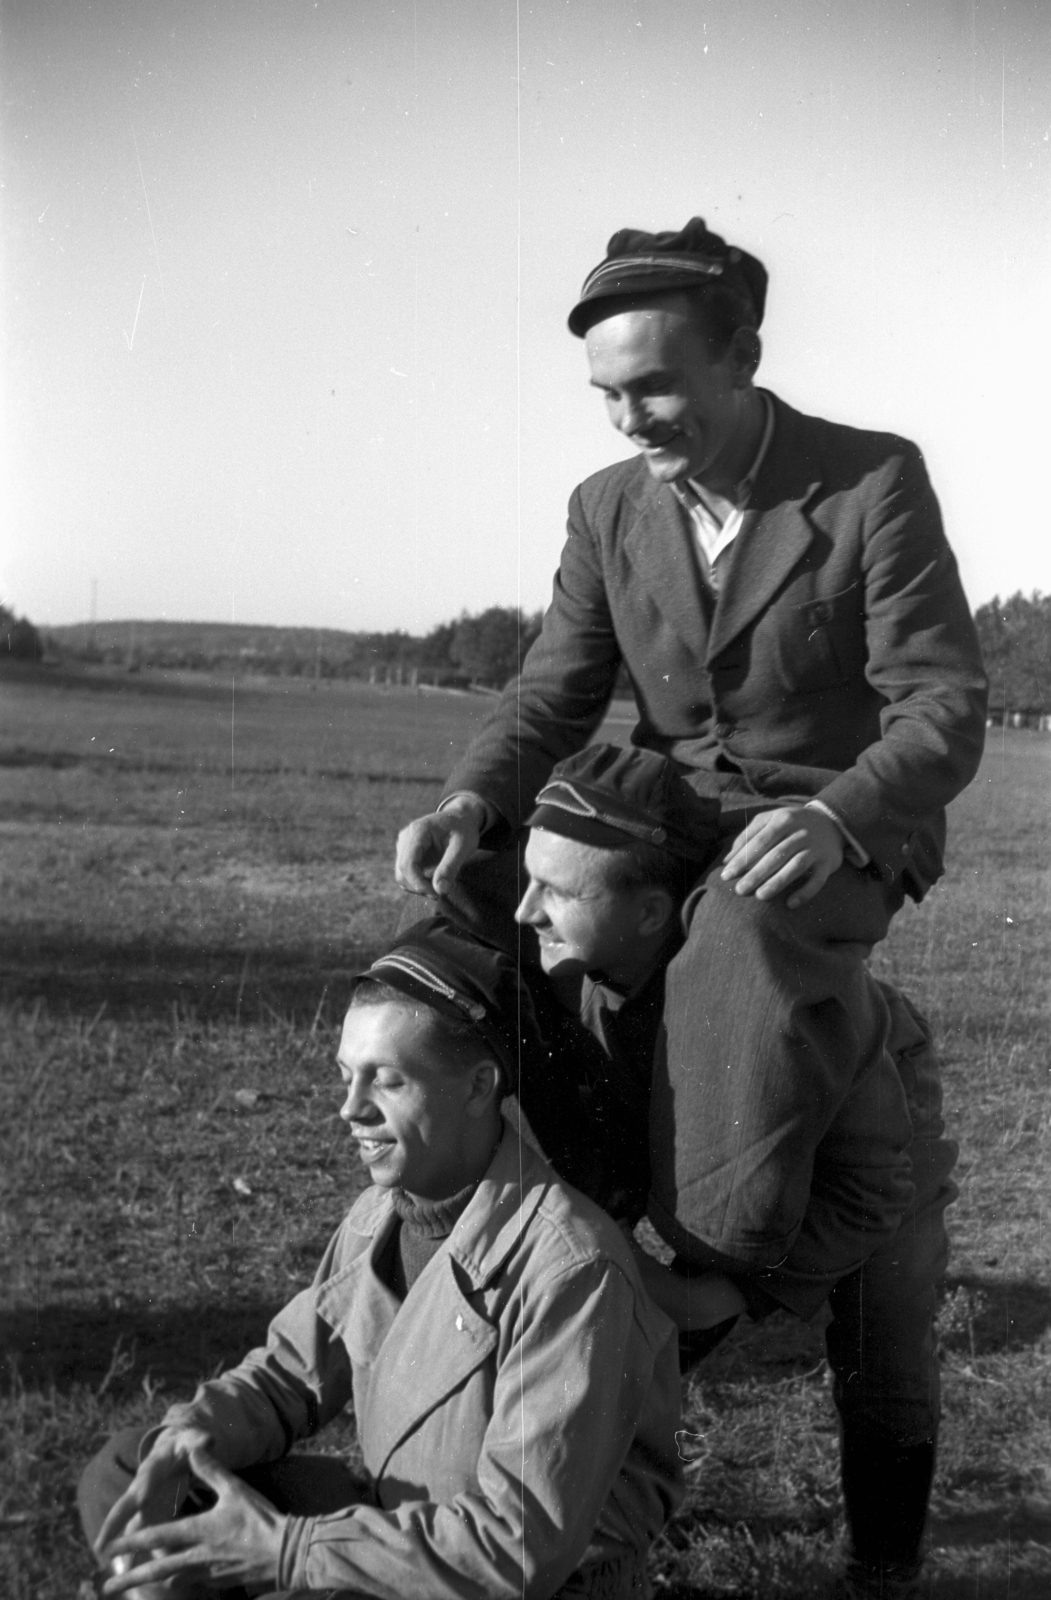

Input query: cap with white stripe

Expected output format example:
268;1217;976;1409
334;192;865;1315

568;216;767;338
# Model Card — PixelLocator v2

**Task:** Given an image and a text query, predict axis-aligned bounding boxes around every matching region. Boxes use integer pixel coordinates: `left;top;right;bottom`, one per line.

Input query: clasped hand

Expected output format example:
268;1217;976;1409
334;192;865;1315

720;804;844;909
95;1427;286;1596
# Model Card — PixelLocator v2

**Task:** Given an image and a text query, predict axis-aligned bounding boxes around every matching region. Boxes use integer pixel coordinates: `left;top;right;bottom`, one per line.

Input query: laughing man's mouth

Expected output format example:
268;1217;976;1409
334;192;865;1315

638;430;683;451
354;1135;394;1155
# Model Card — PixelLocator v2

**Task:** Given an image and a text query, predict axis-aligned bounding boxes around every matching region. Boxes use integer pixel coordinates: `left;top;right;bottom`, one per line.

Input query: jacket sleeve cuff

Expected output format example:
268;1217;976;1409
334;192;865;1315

438;790;515;850
804;800;870;867
278;1514;316;1590
436;790;497;830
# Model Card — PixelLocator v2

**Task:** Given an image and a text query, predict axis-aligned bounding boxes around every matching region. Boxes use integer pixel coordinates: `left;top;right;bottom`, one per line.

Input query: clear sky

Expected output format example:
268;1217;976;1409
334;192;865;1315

3;0;1049;634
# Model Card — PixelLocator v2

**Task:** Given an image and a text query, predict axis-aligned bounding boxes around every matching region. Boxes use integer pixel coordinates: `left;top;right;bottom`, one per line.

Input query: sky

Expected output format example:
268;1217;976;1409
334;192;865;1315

3;0;1049;635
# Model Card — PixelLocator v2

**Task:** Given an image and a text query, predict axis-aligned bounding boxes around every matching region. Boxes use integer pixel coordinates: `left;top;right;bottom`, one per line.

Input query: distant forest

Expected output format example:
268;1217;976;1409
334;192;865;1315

35;606;546;691
5;593;1051;716
973;592;1051;721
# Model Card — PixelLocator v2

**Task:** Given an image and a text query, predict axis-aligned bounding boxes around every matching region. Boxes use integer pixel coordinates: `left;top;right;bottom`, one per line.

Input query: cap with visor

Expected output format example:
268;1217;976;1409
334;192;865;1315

568;216;767;338
527;744;721;866
352;917;539;1095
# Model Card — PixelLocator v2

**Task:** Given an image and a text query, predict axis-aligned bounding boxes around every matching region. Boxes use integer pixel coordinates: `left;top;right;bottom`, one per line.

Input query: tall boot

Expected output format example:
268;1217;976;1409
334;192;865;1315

836;1436;935;1597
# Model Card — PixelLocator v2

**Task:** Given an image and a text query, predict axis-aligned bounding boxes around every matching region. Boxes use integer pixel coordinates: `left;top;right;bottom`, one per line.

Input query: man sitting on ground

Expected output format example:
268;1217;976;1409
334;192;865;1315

79;922;689;1600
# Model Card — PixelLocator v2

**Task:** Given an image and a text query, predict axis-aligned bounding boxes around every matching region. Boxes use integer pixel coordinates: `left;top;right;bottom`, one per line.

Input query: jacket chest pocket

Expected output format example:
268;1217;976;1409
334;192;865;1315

769;585;866;691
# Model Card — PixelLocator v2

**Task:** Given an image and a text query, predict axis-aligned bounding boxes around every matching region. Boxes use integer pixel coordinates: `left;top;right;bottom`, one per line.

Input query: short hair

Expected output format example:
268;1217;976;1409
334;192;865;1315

685;281;761;358
578;281;758;360
595;840;694;904
348;977;508;1095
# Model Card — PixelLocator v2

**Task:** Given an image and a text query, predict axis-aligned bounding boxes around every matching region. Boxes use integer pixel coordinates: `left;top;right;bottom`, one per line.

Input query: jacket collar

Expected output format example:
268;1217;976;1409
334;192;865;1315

707;392;824;658
620;392;825;662
447;1122;551;1283
321;1125;554;1476
332;1120;552;1287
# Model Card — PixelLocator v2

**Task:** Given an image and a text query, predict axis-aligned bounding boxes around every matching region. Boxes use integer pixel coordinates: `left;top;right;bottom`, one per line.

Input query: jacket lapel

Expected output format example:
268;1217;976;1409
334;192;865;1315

622;473;712;659
707;502;816;660
360;1257;498;1474
360;1129;550;1476
315;1208;402;1367
707;394;825;661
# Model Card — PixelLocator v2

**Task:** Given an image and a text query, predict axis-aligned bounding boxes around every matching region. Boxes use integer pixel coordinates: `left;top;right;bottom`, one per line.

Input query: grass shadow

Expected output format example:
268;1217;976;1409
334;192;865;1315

2;1301;287;1396
930;1501;1051;1549
0;939;373;1023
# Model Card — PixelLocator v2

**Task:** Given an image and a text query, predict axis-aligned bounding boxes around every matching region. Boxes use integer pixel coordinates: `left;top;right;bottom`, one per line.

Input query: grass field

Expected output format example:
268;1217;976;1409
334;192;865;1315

1;663;1049;1598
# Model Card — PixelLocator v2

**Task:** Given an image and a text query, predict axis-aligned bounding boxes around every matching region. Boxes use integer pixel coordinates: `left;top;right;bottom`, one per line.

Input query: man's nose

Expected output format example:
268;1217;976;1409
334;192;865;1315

340;1078;377;1123
514;883;543;926
617;394;648;436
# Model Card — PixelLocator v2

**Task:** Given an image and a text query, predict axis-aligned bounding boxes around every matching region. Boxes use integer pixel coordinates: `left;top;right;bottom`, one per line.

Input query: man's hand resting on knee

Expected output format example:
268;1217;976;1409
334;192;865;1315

96;1431;286;1596
720;804;845;909
395;794;488;897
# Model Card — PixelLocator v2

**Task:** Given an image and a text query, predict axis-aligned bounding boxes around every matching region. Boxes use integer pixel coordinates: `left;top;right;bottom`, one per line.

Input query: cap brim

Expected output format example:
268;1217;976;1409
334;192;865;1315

570;267;729;336
350;960;523;1089
527;802;720;864
527;803;643;852
349;957;481;1027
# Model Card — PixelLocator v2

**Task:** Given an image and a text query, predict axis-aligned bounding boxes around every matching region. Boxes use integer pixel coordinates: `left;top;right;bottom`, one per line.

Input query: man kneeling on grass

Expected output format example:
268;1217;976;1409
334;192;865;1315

79;921;699;1600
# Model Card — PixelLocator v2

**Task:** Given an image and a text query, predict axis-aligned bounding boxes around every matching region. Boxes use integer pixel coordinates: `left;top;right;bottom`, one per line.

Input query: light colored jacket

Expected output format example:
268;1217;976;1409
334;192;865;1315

159;1127;683;1598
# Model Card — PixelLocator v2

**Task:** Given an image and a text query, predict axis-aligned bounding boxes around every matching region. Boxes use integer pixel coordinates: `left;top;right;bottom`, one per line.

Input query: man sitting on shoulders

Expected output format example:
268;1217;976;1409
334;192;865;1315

79;921;685;1600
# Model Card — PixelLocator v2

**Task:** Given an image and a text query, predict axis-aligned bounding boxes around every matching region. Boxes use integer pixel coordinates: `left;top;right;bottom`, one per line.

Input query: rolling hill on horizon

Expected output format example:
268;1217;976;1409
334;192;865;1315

42;607;546;689
44;617;441;679
48;617;396;654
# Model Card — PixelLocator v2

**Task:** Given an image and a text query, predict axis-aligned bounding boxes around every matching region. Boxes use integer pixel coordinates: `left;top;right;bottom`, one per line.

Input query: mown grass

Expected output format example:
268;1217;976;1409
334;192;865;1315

1;666;1049;1598
1;666;493;1019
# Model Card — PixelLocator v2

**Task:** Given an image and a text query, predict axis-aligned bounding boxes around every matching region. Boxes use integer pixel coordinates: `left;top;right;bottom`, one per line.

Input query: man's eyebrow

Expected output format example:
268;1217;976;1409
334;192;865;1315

527;866;566;889
588;369;675;390
536;875;574;895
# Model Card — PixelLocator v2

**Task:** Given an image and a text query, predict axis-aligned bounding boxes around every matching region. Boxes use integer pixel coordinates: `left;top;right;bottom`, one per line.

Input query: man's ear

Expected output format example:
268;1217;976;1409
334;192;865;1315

637;887;677;939
465;1057;503;1118
730;325;761;385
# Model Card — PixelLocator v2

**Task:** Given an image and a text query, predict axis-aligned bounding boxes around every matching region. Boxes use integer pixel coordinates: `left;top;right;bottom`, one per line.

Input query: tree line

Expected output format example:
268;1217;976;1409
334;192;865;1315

973;592;1051;720
11;593;1051;711
36;606;546;690
0;602;44;661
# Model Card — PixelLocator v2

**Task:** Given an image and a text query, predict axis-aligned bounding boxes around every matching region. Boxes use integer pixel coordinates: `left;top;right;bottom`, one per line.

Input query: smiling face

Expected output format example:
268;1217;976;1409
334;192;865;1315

584;294;760;492
515;828;669;989
337;1000;500;1200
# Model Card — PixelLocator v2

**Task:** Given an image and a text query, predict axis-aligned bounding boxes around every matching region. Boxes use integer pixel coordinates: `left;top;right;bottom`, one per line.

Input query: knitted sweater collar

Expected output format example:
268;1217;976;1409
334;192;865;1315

389;1177;480;1239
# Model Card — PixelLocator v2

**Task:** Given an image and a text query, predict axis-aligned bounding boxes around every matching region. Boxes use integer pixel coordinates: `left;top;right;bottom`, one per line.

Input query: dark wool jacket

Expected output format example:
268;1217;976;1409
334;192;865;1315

446;391;988;900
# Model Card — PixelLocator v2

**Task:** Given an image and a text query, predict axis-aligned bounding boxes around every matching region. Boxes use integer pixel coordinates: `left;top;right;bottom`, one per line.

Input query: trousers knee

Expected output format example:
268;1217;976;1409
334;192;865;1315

77;1426;151;1552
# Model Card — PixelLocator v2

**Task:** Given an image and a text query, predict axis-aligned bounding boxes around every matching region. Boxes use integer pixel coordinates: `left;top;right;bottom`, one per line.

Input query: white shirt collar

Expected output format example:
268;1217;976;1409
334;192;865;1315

674;391;775;573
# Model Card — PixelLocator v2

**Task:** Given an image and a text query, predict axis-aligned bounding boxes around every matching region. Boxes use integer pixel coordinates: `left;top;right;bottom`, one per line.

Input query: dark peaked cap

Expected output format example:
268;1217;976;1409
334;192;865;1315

353;916;540;1094
568;216;767;337
527;744;721;864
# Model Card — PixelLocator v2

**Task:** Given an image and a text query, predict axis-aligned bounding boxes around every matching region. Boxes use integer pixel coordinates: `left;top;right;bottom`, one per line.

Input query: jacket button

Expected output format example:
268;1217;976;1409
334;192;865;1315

715;721;735;738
